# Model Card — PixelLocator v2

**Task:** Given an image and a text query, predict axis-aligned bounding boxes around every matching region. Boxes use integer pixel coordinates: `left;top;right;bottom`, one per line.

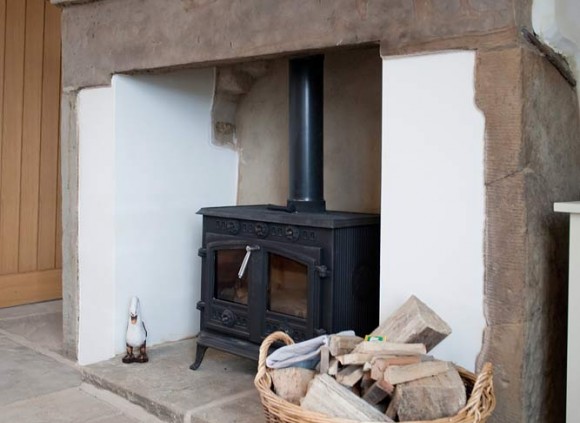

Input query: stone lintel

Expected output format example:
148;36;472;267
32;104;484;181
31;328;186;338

380;27;520;57
61;0;525;90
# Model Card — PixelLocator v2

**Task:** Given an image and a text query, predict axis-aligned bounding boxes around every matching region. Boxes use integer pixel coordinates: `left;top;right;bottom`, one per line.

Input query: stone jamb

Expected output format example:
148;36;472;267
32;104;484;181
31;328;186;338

520;46;580;422
475;46;528;423
60;90;80;359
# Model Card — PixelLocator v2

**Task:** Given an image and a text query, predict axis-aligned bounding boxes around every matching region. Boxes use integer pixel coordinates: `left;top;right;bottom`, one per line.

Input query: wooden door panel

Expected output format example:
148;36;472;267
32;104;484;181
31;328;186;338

0;0;27;274
0;269;61;308
19;0;45;272
0;0;62;308
37;2;61;271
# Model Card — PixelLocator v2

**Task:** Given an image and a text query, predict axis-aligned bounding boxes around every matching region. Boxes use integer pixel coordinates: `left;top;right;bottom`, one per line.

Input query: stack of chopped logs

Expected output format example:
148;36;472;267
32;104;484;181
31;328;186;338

269;296;467;422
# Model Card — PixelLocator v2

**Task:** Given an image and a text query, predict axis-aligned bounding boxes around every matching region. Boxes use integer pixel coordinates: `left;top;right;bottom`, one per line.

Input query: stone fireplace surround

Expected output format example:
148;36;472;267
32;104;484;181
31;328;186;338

54;1;580;422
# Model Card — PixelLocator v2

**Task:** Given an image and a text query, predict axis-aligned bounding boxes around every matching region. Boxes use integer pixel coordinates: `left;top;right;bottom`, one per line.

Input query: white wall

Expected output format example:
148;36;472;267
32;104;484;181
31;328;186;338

381;51;485;370
78;86;116;365
533;0;580;56
555;0;580;47
533;0;580;113
77;68;238;364
114;69;238;353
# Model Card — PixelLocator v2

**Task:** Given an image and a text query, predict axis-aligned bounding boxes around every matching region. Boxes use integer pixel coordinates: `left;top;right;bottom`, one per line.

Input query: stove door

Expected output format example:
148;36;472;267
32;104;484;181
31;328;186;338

259;242;323;343
204;240;259;340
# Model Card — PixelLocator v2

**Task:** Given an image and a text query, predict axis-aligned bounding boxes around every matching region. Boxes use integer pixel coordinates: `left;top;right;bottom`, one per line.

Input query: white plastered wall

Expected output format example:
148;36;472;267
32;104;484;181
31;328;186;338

533;0;580;112
78;87;116;365
380;51;485;370
77;68;238;364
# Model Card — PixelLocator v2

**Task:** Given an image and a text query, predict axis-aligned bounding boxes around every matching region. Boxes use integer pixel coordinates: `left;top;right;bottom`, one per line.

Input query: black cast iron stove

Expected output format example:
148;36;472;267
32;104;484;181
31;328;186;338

190;55;380;370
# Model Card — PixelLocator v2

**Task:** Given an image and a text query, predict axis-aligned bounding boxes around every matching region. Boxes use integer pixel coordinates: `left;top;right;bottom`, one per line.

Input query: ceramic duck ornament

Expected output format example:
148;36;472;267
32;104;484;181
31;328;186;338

122;296;148;363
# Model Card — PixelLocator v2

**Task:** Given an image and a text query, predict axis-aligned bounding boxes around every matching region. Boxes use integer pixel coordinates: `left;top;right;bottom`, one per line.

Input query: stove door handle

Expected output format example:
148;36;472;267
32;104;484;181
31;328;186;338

237;245;260;279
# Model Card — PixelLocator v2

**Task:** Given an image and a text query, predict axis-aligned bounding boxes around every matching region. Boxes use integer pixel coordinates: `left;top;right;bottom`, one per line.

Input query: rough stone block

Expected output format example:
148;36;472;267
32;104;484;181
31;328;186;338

477;323;524;423
60;90;80;361
59;0;520;89
519;47;580;423
484;172;527;326
475;48;524;185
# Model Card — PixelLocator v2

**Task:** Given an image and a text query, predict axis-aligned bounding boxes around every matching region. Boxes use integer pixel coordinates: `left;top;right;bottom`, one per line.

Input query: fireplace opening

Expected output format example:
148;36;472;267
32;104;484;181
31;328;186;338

191;48;381;370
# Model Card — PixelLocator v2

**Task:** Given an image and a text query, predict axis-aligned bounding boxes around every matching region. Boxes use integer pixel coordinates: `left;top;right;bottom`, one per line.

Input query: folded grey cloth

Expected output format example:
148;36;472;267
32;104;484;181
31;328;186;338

266;331;355;369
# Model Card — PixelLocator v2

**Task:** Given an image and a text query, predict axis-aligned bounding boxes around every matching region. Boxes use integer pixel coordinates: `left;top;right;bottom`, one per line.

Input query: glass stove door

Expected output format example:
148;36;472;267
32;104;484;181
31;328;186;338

204;240;261;339
205;237;323;342
267;253;309;319
260;243;323;342
214;248;251;305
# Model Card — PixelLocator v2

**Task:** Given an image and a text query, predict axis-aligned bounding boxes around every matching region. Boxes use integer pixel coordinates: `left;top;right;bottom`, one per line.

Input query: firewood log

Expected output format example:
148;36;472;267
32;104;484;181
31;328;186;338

301;374;393;422
355;295;451;353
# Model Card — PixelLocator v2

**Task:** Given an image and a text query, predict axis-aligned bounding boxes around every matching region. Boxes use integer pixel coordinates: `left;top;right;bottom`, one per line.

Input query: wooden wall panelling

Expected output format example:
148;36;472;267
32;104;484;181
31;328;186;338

0;0;5;197
0;0;62;308
19;0;45;273
0;269;61;308
0;0;26;275
37;1;60;271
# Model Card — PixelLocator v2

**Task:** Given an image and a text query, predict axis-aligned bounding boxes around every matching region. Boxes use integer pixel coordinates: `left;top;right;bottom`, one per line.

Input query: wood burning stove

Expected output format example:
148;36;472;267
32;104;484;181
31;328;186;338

190;55;380;370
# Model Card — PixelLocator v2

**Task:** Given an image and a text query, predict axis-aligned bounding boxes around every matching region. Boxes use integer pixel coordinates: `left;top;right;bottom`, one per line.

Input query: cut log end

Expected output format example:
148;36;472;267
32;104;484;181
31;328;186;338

301;374;394;422
358;295;451;353
394;368;467;421
270;367;315;405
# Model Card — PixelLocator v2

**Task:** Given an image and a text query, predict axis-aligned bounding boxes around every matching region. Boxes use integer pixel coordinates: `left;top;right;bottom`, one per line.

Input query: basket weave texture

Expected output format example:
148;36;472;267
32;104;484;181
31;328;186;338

254;331;496;423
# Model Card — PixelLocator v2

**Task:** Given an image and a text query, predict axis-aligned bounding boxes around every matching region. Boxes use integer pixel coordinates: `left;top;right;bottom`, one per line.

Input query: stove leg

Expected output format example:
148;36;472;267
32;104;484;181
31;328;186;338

189;344;208;370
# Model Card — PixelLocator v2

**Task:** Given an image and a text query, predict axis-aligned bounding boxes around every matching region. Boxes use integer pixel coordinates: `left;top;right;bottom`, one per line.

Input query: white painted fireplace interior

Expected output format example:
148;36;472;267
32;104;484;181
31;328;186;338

78;69;238;365
76;51;486;369
381;51;485;370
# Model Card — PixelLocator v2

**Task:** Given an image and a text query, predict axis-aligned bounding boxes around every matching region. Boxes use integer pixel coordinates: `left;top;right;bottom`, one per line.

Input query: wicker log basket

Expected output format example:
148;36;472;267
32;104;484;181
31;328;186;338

255;331;496;423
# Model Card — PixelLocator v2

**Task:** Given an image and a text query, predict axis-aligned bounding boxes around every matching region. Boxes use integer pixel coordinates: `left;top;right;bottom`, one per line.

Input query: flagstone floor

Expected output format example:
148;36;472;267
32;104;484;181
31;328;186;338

0;301;265;423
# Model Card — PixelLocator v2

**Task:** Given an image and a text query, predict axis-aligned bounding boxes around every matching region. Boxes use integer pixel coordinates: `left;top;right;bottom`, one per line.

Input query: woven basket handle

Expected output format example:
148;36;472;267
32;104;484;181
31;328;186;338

255;331;295;384
464;362;494;422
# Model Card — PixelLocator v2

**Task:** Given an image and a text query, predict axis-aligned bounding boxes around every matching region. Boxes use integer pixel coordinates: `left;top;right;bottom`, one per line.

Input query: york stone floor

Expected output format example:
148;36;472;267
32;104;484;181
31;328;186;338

0;301;264;423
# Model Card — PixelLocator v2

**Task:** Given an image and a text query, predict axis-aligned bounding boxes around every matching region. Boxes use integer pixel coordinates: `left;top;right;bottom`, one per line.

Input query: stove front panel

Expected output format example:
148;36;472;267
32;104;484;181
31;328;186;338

201;229;323;344
195;207;380;363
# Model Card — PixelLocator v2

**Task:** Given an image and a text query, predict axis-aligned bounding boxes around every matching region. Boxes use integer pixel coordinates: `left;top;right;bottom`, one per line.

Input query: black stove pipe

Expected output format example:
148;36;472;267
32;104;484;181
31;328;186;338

287;55;326;213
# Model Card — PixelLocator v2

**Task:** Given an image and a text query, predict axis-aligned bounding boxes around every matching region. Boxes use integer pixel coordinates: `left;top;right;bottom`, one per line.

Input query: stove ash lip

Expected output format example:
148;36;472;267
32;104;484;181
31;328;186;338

286;54;326;213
